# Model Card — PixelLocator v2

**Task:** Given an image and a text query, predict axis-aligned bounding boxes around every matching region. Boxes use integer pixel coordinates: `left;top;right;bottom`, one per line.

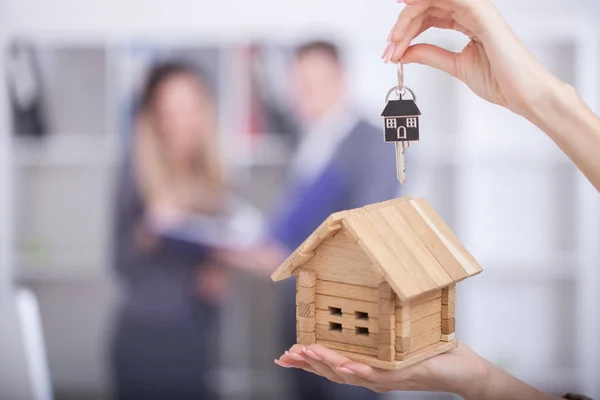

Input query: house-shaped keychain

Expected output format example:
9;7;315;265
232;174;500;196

271;196;483;370
381;96;421;142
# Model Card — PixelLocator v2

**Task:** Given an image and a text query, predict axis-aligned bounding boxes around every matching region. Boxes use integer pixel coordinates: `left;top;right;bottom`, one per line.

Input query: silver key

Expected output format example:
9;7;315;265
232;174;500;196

395;142;407;183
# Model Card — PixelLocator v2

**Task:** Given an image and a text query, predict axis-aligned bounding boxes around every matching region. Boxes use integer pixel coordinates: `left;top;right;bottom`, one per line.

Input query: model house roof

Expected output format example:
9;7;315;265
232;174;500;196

271;196;482;302
381;100;421;117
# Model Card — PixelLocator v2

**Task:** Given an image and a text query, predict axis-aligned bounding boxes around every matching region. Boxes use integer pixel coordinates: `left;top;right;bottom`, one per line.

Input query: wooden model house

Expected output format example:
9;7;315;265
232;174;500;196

381;98;421;142
271;197;482;370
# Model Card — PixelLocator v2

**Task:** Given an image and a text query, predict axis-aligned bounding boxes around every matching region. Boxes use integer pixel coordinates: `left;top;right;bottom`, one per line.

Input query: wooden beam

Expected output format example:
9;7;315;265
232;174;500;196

296;271;316;345
377;282;396;361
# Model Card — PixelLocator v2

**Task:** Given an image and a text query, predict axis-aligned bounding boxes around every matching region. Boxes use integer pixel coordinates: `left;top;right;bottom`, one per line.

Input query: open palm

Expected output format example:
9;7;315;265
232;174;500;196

275;342;489;397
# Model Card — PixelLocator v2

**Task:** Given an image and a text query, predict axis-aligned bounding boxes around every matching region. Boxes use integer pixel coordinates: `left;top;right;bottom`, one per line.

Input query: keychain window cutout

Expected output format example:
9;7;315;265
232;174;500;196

397;126;407;140
407;117;417;128
386;118;397;129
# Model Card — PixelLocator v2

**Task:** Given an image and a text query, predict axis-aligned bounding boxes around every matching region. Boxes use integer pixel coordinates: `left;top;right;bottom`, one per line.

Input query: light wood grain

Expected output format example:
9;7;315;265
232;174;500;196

398;201;468;281
315;295;378;316
317;340;378;357
315;325;378;348
334;340;458;370
296;304;315;318
406;298;442;322
315;280;378;302
297;331;316;345
403;290;442;307
298;271;316;288
441;318;455;334
378;345;395;361
302;229;385;288
315;310;379;333
442;285;456;305
399;327;441;354
381;207;454;287
411;199;482;276
441;303;455;319
441;333;455;342
297;316;315;333
409;313;441;337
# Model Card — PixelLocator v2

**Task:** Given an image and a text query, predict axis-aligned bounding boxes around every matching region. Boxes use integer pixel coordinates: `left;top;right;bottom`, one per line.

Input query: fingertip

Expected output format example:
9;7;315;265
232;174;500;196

274;359;294;368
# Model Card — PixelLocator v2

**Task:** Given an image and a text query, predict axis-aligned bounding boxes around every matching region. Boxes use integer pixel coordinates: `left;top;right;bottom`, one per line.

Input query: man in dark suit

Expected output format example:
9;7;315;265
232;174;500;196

270;41;398;400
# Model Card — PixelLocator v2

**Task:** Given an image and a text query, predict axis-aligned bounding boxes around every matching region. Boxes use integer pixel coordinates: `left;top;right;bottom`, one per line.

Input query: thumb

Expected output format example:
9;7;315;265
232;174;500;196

401;44;460;80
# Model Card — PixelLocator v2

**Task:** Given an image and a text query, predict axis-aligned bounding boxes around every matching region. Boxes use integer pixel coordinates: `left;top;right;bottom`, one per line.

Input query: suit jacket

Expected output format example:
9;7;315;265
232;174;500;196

271;118;398;250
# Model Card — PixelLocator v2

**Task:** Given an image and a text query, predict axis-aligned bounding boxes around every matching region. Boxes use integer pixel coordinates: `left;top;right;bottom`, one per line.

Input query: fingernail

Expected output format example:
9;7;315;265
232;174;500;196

288;352;305;361
274;359;293;368
381;43;391;59
384;43;396;63
304;349;322;361
337;367;355;375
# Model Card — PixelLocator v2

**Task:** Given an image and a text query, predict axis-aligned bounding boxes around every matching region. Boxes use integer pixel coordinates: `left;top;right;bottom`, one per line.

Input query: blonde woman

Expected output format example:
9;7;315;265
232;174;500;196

111;62;278;400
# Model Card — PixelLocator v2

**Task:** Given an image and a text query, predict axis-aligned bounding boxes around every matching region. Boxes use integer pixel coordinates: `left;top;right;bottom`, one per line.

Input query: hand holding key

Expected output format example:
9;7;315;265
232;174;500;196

381;63;421;183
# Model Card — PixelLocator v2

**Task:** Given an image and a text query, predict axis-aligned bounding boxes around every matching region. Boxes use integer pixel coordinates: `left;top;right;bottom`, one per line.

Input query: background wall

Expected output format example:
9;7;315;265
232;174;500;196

1;1;600;400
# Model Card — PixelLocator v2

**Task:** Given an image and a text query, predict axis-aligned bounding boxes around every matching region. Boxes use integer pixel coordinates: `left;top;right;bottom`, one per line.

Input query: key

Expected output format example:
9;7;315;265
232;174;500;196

395;142;407;183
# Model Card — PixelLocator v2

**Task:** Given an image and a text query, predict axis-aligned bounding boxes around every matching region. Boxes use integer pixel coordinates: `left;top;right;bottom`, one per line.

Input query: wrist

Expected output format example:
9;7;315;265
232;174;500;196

519;73;575;131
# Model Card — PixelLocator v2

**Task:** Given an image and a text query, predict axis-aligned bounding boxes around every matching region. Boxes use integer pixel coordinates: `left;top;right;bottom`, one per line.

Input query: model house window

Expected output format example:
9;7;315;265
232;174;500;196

407;117;417;128
329;306;342;316
355;327;369;336
355;311;369;321
329;322;342;331
386;118;396;129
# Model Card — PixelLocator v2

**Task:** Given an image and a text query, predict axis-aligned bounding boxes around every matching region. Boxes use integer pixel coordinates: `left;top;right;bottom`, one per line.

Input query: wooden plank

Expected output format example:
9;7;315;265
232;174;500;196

409;313;441;337
378;329;394;346
315;295;378;316
342;211;422;300
396;336;410;354
381;207;454;288
298;271;316;288
296;304;315;318
407;298;442;322
396;340;457;362
441;303;455;319
405;290;442;306
301;230;384;287
411;199;482;276
441;318;455;334
317;340;378;357
315;325;377;348
441;333;455;342
297;316;315;333
296;285;315;304
378;345;395;361
337;340;458;370
398;200;468;281
377;281;395;300
297;331;316;345
404;327;441;354
315;280;378;302
315;310;379;333
271;250;315;281
396;301;410;353
442;285;456;305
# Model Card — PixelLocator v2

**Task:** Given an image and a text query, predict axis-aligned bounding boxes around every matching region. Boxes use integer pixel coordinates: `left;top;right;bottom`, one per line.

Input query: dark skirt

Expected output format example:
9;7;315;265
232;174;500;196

110;302;217;400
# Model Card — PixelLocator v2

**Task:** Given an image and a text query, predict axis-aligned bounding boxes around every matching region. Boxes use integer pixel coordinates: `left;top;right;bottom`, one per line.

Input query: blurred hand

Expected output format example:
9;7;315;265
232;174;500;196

195;266;231;305
275;342;489;397
213;243;287;278
383;0;561;120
